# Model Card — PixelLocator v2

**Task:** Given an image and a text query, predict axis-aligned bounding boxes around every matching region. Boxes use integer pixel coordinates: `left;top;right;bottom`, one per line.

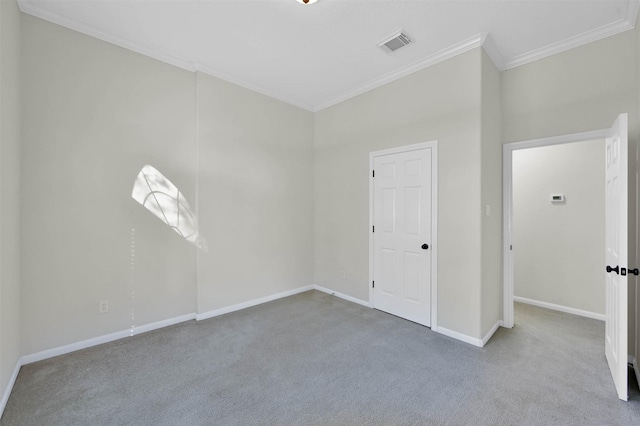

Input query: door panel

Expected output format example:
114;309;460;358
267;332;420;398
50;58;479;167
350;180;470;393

381;188;396;233
604;113;628;401
380;248;396;296
404;253;420;302
373;147;432;326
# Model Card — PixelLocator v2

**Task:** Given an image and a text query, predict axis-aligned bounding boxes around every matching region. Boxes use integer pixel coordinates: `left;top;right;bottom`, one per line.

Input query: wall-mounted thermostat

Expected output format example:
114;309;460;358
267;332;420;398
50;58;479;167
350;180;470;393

550;194;565;203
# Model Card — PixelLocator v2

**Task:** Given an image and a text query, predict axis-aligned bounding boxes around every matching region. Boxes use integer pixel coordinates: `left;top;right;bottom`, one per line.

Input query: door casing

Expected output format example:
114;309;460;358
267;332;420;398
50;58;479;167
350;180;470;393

369;140;438;328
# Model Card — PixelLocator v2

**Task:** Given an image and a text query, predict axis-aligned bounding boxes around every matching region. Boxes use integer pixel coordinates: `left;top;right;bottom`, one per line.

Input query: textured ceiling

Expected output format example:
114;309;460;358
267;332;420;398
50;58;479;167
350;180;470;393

18;0;640;111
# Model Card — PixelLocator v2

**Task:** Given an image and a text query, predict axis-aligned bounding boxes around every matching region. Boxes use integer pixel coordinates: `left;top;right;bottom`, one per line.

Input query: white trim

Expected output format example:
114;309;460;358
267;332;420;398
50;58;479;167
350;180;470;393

0;360;21;418
502;129;608;329
312;285;371;307
514;296;605;321
431;144;439;330
506;129;608;151
312;284;495;349
130;313;196;335
4;285;316;417
17;0;196;72
481;321;501;346
432;321;501;348
195;285;313;321
502;143;514;328
482;33;505;71
503;18;637;70
193;64;315;112
21;313;197;365
16;1;315;112
369;141;438;329
20;285;316;366
432;326;483;348
314;34;486;111
16;0;640;110
369;150;375;311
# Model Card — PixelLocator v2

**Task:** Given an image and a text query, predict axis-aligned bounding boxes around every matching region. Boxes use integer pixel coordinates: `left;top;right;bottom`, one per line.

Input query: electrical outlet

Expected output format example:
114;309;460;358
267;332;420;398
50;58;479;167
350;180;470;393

99;300;109;314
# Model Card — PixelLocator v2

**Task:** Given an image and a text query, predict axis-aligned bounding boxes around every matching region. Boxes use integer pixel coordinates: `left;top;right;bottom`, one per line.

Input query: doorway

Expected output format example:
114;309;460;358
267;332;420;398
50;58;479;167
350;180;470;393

502;114;629;401
511;140;605;320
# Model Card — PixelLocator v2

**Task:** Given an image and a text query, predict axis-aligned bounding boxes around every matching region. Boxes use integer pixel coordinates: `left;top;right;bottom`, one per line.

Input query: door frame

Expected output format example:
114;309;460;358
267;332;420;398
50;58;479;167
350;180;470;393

502;128;609;328
369;140;438;328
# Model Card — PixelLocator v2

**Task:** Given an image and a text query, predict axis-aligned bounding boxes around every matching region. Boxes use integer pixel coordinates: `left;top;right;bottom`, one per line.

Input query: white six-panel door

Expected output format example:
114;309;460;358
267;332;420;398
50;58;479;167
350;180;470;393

605;113;628;401
371;144;435;326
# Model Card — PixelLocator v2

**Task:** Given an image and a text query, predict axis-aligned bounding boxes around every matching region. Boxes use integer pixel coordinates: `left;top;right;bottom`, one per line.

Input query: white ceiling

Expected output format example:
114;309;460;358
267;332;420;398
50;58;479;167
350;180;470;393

18;0;640;111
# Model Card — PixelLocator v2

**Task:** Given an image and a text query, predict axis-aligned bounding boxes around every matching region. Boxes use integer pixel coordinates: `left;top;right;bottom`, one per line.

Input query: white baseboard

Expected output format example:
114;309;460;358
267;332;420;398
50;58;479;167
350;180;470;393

312;284;492;348
130;313;196;336
22;313;197;366
195;285;314;321
312;284;371;307
23;285;318;366
481;321;501;346
433;325;484;348
514;296;605;321
434;323;501;348
0;359;22;419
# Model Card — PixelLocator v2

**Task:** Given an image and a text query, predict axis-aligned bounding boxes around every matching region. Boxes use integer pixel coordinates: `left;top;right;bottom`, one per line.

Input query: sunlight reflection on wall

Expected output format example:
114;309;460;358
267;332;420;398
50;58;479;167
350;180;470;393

132;165;207;252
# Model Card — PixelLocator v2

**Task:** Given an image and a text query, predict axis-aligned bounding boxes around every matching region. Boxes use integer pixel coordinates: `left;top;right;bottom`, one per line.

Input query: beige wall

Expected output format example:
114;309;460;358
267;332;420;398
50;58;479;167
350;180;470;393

0;0;22;406
503;27;638;356
480;50;503;336
196;72;314;313
502;31;638;143
18;14;314;355
314;49;484;338
513;140;605;314
21;15;198;354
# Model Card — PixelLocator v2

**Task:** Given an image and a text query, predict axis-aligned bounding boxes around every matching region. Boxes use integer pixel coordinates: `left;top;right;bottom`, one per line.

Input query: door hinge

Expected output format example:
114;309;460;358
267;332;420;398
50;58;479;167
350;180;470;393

372;170;375;178
372;281;375;288
372;226;375;233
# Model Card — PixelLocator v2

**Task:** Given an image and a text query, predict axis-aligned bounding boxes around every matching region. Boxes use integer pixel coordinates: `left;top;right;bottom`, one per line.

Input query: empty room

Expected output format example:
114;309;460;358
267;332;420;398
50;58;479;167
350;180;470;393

1;0;640;424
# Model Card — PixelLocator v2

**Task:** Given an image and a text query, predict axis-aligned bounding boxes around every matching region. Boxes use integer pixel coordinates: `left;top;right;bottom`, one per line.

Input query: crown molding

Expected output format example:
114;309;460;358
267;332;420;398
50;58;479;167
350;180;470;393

481;32;505;71
17;0;640;111
18;0;196;72
502;2;639;70
17;0;315;111
193;62;316;112
313;33;487;111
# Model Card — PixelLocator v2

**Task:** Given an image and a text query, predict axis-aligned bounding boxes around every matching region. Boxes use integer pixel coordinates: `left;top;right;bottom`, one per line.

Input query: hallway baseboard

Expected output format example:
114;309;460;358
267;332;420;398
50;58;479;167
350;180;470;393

1;358;21;419
514;296;604;321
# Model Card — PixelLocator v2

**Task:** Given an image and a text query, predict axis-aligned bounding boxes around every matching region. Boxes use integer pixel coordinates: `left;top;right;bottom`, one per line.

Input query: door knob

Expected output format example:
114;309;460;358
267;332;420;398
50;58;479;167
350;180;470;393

629;268;639;276
421;244;429;250
606;265;620;274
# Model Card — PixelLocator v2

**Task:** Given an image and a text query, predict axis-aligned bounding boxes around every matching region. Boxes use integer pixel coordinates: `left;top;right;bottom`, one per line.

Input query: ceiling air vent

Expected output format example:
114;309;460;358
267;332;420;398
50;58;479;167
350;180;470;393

378;31;412;53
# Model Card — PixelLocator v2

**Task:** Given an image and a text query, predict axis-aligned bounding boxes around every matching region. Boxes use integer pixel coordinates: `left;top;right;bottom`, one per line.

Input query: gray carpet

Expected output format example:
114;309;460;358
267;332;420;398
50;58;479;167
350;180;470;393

2;290;639;425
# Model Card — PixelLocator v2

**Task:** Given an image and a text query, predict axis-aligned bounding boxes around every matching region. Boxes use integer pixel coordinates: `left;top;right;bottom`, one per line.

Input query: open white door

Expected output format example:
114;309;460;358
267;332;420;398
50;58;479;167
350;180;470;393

604;113;628;401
